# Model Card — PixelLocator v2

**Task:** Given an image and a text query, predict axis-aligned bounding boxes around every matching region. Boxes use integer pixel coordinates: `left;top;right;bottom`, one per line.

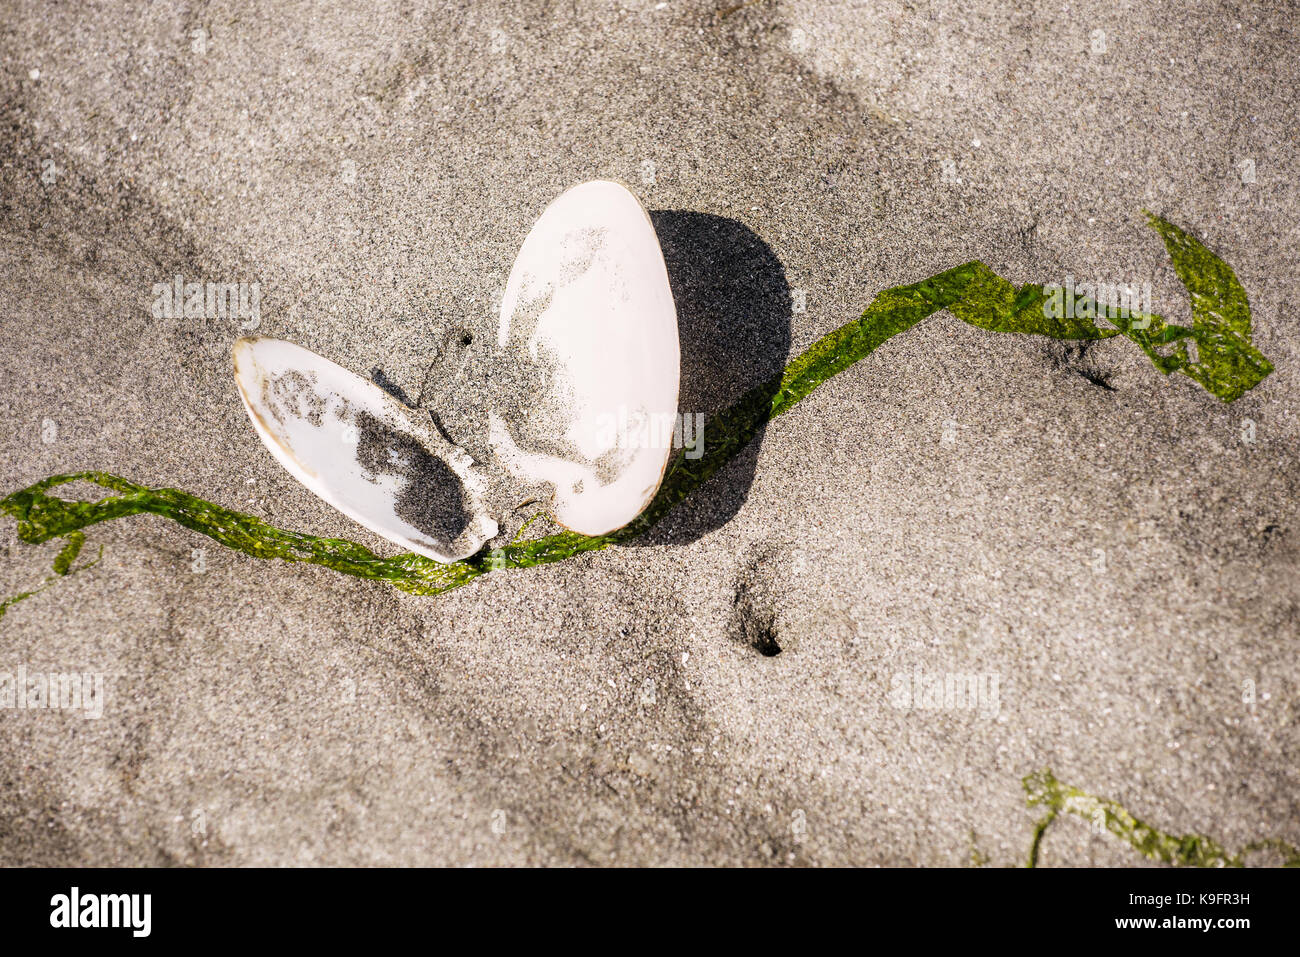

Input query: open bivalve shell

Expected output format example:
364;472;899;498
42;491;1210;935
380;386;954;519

232;180;679;562
232;337;498;563
490;180;680;536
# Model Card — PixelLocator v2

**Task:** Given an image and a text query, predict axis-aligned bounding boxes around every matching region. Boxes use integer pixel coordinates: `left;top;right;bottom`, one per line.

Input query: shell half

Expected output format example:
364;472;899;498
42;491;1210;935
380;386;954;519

232;336;498;562
489;180;680;536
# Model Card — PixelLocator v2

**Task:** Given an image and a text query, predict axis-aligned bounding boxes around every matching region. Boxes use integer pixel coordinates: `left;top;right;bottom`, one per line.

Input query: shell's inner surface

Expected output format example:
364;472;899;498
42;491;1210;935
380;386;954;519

490;180;681;536
232;337;497;562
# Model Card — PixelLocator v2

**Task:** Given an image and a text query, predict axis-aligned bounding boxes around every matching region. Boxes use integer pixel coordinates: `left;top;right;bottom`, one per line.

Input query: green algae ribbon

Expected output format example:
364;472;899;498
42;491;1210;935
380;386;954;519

0;214;1276;603
1023;769;1300;868
0;531;101;621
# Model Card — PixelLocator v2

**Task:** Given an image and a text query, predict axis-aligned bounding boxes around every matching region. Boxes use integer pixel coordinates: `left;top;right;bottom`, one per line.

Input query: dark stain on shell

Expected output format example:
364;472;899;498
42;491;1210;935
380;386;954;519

353;410;471;543
263;369;325;428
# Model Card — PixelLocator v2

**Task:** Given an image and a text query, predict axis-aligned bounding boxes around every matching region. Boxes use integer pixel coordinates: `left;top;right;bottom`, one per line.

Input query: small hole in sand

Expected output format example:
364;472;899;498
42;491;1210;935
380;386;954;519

752;627;782;657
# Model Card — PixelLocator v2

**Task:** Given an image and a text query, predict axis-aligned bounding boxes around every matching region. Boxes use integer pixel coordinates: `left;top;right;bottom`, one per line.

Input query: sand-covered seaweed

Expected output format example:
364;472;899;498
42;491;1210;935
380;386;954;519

1024;769;1300;868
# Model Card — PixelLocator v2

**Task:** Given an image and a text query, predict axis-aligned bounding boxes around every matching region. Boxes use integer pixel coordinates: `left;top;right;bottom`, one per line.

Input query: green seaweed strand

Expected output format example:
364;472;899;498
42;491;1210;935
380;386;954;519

0;215;1275;602
1023;769;1300;868
0;531;101;621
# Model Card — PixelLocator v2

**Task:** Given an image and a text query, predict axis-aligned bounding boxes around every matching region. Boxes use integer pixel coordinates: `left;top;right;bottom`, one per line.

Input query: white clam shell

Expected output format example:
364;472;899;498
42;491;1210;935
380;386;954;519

230;181;679;562
232;337;497;562
490;180;680;536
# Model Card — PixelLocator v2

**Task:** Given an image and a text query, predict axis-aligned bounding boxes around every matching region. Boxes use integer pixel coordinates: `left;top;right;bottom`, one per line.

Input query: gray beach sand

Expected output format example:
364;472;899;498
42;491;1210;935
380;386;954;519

0;0;1296;865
